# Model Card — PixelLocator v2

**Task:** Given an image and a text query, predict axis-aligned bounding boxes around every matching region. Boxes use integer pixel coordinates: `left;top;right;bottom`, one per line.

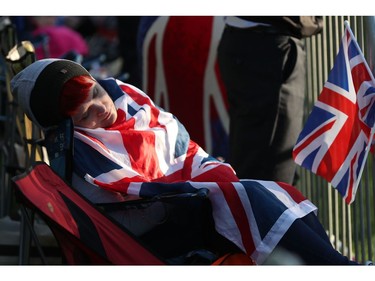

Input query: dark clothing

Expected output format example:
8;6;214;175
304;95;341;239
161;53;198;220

217;16;322;184
116;16;141;88
274;212;357;265
141;200;357;265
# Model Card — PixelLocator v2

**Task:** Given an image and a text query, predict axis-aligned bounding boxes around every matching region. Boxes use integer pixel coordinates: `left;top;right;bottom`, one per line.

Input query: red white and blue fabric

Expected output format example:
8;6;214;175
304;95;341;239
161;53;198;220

293;24;375;204
73;77;317;264
139;16;229;159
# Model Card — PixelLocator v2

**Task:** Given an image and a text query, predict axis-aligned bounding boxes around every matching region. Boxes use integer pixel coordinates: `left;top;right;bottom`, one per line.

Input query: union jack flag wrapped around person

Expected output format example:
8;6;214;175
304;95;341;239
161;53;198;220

72;77;317;264
293;21;375;204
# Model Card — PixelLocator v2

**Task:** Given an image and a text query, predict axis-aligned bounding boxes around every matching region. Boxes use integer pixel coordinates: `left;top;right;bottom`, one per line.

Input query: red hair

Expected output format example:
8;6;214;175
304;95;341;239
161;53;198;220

60;75;95;117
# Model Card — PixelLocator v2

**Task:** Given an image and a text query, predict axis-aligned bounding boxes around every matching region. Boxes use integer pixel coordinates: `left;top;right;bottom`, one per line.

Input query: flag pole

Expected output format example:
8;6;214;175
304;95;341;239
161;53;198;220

344;20;375;203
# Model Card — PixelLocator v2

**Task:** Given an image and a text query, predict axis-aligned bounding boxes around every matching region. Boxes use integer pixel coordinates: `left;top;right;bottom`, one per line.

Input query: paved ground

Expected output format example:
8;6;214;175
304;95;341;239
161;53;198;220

0;215;62;264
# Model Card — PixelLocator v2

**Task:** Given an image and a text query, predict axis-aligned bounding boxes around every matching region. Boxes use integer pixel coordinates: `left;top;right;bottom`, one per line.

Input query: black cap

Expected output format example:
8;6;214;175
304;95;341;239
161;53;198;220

29;60;91;128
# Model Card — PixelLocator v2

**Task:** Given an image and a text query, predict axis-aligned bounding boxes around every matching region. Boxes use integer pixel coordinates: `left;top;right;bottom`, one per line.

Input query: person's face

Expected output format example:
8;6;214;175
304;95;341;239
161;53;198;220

71;82;118;129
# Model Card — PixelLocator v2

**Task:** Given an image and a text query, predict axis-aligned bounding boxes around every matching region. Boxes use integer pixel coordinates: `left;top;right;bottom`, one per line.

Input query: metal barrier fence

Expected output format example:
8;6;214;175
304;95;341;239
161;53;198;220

297;15;375;263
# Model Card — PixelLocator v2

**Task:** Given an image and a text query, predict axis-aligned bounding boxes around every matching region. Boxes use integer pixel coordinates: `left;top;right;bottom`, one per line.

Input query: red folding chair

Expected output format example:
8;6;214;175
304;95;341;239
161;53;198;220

13;161;165;265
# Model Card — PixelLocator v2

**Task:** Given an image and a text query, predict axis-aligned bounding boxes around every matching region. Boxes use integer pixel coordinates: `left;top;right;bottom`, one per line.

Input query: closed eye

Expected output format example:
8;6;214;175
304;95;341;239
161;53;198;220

93;87;99;98
81;114;89;120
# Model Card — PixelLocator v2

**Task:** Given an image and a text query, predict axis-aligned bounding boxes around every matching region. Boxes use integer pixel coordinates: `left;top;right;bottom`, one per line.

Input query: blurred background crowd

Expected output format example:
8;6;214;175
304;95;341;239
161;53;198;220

9;16;142;87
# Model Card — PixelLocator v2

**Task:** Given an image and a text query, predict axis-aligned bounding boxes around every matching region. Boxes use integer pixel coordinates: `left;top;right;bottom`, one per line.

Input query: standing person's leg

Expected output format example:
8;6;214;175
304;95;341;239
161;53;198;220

218;27;288;182
271;36;306;185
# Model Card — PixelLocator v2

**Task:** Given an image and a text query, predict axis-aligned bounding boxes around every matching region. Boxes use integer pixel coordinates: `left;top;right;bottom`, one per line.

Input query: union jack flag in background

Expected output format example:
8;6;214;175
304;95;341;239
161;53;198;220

293;21;375;204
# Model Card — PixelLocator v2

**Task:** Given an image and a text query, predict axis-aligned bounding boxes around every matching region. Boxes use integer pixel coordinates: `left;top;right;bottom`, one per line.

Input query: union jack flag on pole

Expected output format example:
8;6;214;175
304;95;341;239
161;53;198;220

293;21;375;204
